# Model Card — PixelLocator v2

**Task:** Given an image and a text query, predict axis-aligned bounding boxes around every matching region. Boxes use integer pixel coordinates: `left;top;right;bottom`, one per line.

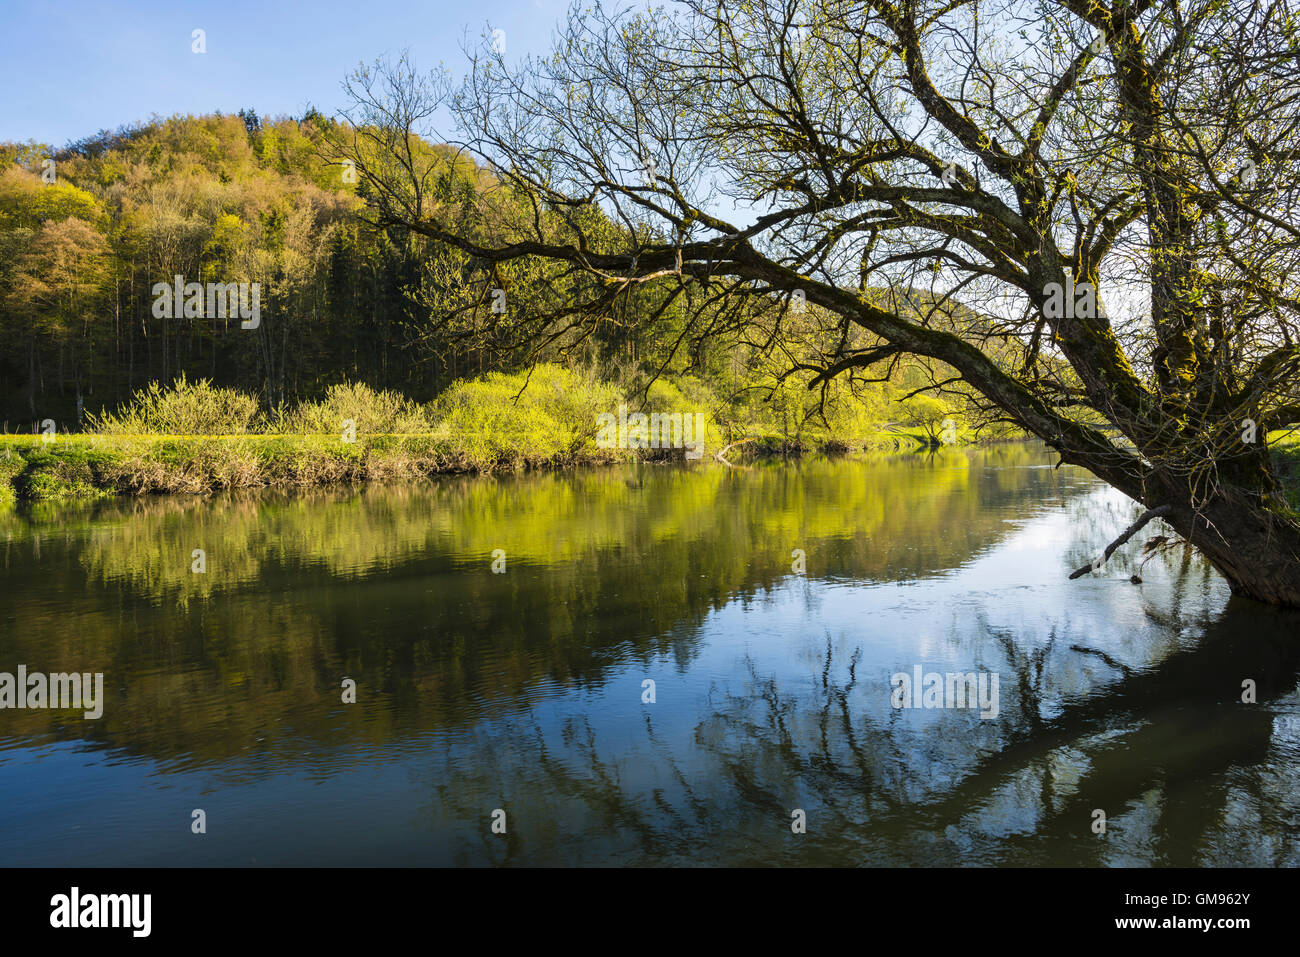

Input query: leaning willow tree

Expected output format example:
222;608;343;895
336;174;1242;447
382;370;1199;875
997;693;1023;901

342;0;1300;605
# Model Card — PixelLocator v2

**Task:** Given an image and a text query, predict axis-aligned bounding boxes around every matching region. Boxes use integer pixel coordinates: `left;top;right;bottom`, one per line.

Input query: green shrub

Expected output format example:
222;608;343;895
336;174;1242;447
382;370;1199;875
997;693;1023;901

432;364;623;469
11;444;118;502
278;382;430;436
1272;432;1300;512
87;374;261;435
0;445;22;508
638;377;726;456
898;394;962;444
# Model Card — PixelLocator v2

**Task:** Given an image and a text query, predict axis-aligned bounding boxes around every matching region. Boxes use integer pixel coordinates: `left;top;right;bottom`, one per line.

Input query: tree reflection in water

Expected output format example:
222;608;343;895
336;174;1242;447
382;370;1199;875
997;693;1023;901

2;444;1297;865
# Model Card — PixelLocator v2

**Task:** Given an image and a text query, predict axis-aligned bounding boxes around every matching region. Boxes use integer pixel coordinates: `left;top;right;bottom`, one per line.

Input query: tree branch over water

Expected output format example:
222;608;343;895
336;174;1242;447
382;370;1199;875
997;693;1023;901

1069;504;1173;579
341;0;1300;604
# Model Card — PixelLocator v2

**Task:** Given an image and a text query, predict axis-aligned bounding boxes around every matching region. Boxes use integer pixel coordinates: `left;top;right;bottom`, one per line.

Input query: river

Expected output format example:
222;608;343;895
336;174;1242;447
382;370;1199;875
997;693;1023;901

1;441;1297;865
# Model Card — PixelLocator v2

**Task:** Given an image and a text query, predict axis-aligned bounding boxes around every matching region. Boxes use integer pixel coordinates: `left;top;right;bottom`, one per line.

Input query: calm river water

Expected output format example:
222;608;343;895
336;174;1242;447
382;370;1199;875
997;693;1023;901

1;442;1298;865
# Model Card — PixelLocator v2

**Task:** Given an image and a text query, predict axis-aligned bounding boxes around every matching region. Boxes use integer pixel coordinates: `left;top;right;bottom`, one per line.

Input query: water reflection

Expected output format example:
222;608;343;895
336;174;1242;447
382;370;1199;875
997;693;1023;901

0;443;1296;865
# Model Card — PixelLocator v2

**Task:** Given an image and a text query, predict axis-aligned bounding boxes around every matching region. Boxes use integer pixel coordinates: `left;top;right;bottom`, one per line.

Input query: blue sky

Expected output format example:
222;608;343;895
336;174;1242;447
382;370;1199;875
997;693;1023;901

2;0;576;147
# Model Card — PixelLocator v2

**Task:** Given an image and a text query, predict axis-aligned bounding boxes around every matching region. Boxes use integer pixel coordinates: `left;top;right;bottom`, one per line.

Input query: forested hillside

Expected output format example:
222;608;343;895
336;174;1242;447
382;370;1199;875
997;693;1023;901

1;111;992;447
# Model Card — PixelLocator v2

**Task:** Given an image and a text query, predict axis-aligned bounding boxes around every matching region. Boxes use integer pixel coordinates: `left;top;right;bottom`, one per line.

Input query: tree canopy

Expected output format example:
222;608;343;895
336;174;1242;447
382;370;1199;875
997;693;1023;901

339;0;1300;605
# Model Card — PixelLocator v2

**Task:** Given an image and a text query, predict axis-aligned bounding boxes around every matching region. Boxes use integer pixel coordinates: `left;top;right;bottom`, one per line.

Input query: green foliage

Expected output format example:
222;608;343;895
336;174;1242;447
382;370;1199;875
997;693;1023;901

3;440;119;502
0;167;106;230
1271;432;1300;512
0;445;23;509
432;364;625;469
87;374;262;435
277;381;430;435
0;350;1001;503
640;377;725;452
0;112;1006;451
899;394;960;444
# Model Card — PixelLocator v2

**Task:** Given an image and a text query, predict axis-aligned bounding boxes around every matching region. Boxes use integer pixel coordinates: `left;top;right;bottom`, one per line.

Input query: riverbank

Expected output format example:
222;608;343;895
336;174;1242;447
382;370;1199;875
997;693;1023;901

7;426;1294;507
2;366;983;504
0;428;940;504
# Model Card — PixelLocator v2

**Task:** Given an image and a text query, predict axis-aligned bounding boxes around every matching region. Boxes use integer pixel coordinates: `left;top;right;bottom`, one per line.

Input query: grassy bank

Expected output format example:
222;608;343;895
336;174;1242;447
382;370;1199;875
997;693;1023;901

0;366;969;504
1273;432;1300;511
0;427;943;504
0;432;611;502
